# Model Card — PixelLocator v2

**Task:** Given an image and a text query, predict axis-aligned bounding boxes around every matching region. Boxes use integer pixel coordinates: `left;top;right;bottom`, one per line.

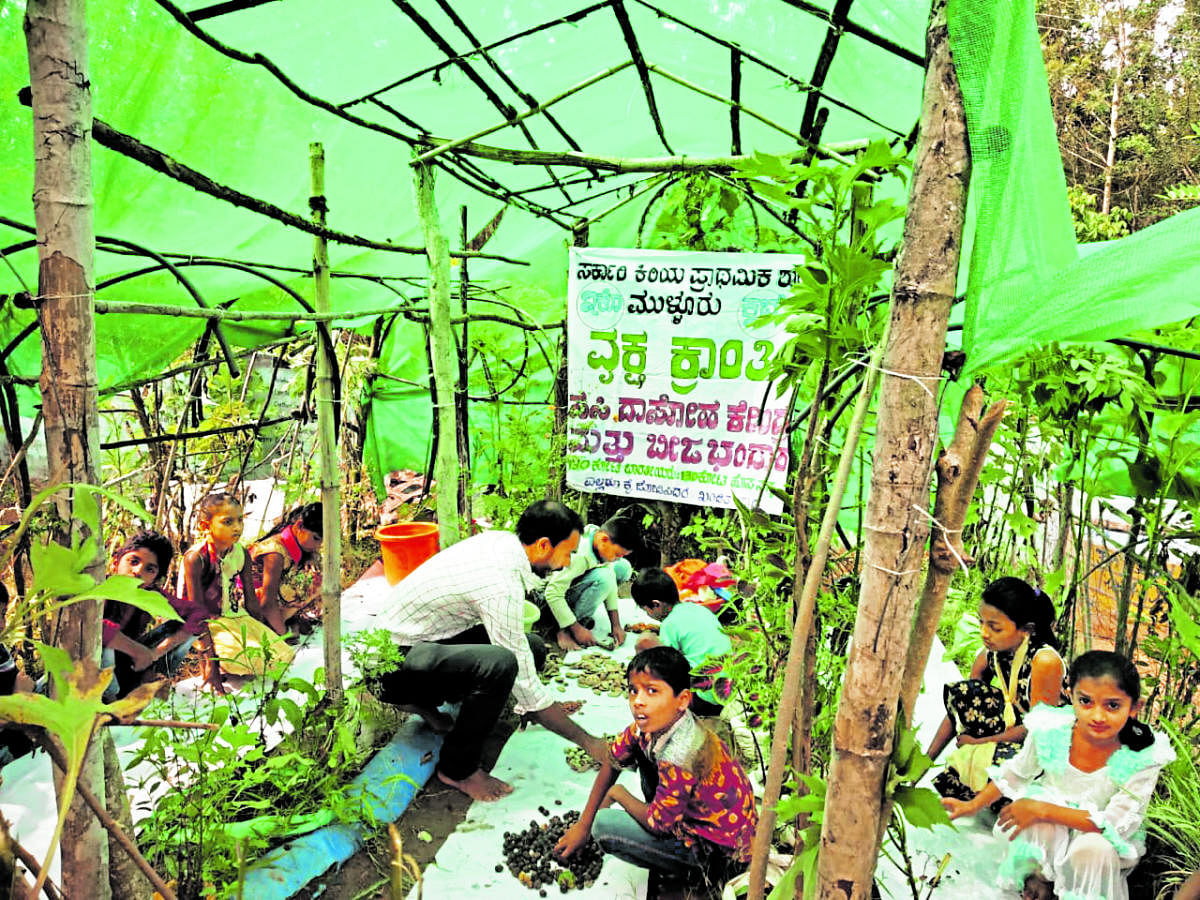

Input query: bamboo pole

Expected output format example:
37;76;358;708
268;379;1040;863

744;328;888;900
24;0;111;895
413;161;463;546
815;0;969;893
310;143;344;705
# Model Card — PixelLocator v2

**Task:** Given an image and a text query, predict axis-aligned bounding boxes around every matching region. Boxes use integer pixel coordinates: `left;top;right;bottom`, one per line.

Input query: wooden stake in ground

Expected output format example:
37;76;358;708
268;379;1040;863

24;0;111;895
899;385;1008;719
815;0;969;895
413;160;463;546
310;142;345;705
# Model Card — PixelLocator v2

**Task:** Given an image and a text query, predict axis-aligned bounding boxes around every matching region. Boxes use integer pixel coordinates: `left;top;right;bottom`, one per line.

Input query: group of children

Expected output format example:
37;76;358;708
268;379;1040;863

6;491;1180;899
100;493;323;699
533;515;748;894
539;518;1177;900
927;575;1176;900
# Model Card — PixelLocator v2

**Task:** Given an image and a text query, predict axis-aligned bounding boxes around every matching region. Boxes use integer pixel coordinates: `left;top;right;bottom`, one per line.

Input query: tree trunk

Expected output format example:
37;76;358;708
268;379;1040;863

899;386;1008;719
413;161;463;546
104;733;150;900
311;143;345;704
815;0;969;894
1101;16;1124;216
25;0;111;896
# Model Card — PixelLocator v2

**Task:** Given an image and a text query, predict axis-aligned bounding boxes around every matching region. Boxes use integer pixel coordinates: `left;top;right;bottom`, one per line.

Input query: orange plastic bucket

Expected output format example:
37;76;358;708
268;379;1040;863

375;522;440;585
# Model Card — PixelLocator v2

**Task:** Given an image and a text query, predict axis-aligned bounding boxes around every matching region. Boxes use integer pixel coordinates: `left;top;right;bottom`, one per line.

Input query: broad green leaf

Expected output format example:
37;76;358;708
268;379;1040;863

75;575;181;622
775;792;824;818
29;539;96;598
893;785;951;829
72;488;100;541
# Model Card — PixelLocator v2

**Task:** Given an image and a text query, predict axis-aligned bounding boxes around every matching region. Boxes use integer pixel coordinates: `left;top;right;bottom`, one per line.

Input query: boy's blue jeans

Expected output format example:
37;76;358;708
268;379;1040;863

565;559;633;627
591;808;703;877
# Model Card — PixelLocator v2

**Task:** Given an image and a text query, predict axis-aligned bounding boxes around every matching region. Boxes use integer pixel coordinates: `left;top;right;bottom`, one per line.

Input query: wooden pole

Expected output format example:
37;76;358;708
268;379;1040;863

744;327;887;900
899;386;1008;719
413;161;463;546
815;0;969;894
310;142;343;705
24;0;111;895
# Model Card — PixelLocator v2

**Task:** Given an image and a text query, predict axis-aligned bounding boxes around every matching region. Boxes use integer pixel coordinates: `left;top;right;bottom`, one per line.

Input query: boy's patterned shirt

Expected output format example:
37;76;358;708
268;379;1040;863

611;711;758;862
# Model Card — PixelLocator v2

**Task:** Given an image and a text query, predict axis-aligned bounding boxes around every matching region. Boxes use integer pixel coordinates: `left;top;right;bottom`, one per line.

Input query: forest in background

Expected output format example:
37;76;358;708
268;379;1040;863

1039;0;1200;237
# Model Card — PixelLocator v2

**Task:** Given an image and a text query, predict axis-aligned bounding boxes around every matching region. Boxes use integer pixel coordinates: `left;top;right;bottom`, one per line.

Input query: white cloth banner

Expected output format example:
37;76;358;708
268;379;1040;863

566;247;805;514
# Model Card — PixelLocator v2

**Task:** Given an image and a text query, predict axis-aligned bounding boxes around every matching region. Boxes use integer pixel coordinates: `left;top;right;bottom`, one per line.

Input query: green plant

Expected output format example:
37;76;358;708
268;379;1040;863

346;628;406;684
0;483;175;897
1145;730;1200;899
764;715;948;900
131;680;410;897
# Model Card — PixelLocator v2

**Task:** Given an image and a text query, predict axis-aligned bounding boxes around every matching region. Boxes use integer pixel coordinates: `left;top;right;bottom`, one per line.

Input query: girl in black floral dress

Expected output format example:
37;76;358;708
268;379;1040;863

927;577;1065;802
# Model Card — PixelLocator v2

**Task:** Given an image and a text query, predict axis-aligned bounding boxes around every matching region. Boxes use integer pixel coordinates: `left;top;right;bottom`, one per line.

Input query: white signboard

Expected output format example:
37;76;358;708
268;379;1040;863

566;247;805;514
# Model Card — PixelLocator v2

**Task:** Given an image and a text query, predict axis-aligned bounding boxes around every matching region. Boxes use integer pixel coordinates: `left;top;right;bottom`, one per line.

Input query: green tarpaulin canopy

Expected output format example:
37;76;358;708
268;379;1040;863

1;0;1196;490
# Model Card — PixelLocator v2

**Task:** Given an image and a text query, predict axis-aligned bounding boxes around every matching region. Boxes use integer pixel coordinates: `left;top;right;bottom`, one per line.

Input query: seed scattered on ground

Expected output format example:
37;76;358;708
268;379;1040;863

499;810;603;891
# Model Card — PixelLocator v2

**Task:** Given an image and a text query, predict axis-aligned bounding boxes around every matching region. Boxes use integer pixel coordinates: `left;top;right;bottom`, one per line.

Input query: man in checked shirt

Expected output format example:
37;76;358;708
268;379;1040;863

372;500;613;801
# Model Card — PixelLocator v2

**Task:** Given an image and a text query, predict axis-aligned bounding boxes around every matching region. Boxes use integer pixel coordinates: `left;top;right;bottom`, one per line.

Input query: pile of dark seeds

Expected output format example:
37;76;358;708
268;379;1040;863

499;807;604;893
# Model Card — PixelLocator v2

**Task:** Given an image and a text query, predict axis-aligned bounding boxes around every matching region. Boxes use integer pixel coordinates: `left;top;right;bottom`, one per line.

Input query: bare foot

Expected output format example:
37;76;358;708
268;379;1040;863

399;704;454;734
561;700;584;715
1022;873;1055;900
557;630;581;652
437;768;514;801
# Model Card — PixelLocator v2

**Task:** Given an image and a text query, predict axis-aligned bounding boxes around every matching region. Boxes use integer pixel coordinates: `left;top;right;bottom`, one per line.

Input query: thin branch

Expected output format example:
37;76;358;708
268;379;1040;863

800;0;855;141
645;63;858;165
730;47;742;155
611;0;673;154
186;0;278;21
9;833;63;900
100;413;296;450
414;140;782;172
92;299;418;322
630;0;909;137
38;736;176;900
107;718;220;730
81;114;528;264
430;0;583;151
410;62;634;166
0;411;41;499
775;0;925;66
391;0;576;205
341;1;611;108
572;174;673;227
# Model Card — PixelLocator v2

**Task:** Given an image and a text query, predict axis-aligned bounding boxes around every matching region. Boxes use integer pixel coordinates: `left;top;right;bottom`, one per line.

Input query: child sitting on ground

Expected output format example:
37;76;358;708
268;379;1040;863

554;646;757;894
101;531;196;699
944;650;1173;900
248;502;323;636
927;576;1064;802
178;492;294;693
632;567;732;717
541;515;638;651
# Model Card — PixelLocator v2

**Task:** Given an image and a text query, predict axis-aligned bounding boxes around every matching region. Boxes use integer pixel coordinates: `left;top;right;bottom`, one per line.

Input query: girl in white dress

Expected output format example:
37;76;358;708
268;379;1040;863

943;650;1174;900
